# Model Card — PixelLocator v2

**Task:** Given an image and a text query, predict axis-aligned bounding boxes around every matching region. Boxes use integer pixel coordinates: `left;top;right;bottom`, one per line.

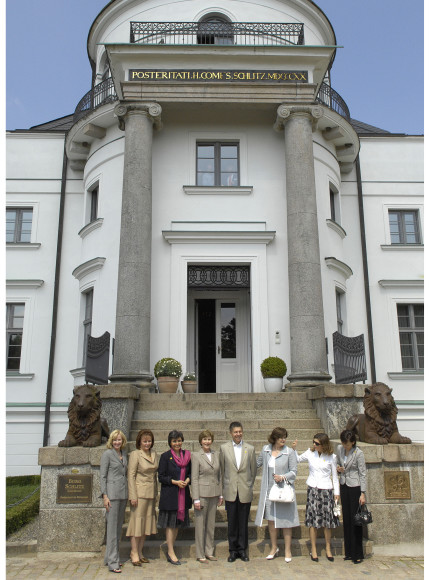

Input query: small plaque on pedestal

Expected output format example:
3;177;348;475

384;471;411;499
57;474;93;504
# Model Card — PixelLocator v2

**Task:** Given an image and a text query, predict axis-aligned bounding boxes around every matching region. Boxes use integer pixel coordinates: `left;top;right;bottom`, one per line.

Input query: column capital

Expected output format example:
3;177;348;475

273;104;323;132
114;102;163;131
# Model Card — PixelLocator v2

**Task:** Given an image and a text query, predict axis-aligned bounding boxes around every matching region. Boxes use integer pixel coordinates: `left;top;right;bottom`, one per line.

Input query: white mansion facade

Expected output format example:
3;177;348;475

6;0;423;475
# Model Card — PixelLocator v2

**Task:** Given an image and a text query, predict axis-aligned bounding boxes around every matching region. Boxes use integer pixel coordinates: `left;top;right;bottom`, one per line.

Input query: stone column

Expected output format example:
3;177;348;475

110;103;162;384
275;105;331;383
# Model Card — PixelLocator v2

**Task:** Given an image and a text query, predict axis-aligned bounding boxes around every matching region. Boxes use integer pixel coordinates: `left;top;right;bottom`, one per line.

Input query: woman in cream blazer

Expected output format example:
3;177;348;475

126;429;159;566
336;430;367;564
191;429;223;564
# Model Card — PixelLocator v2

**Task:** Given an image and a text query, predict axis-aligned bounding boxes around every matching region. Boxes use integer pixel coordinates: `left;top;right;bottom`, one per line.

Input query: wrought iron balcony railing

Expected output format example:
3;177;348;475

316;81;350;121
73;77;118;123
130;21;305;46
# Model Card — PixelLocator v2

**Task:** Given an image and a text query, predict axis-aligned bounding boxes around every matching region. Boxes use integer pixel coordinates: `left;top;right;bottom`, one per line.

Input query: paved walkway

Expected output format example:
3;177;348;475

6;552;424;579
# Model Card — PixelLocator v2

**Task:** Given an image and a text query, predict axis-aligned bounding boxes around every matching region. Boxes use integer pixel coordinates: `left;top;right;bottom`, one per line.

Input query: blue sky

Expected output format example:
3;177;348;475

5;0;424;134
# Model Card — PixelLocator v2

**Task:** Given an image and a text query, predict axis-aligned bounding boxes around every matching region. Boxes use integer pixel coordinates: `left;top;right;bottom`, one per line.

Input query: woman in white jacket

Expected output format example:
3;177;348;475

293;433;340;562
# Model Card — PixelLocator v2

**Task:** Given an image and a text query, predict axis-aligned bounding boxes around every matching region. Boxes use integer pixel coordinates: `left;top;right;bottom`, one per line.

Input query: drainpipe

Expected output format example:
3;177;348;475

43;140;68;447
355;154;376;383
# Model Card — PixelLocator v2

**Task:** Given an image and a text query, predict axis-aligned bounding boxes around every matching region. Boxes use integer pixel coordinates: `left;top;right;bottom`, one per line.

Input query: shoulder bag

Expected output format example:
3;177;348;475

268;480;295;503
353;503;373;526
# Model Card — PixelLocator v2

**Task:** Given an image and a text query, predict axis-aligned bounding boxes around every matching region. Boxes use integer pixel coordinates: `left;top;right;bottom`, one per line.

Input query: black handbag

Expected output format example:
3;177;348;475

353;504;373;526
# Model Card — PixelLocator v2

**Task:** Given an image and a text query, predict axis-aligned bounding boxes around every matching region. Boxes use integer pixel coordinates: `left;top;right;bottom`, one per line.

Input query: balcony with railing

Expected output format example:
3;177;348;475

73;77;117;123
316;81;350;121
130;21;305;46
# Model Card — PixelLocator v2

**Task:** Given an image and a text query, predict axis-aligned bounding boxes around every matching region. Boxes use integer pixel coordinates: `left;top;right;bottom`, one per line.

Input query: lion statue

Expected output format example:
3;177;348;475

58;385;110;447
345;382;411;445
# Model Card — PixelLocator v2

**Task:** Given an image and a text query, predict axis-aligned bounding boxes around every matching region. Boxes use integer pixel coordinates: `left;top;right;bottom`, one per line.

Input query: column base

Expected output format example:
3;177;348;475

108;372;154;385
287;371;332;384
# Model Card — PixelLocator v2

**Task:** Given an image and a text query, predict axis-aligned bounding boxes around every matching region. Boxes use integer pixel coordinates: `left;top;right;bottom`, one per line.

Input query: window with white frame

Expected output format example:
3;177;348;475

335;289;345;334
6;208;33;243
89;187;98;223
389;210;421;244
196;142;239;186
6;303;25;370
397;303;424;371
82;289;94;365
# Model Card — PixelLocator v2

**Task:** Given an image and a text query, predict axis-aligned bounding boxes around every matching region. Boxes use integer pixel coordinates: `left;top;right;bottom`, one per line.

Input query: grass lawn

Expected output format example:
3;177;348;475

6;483;40;509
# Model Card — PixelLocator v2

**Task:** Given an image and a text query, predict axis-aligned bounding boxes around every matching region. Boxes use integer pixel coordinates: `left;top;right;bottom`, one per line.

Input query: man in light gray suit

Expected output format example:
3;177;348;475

220;421;257;562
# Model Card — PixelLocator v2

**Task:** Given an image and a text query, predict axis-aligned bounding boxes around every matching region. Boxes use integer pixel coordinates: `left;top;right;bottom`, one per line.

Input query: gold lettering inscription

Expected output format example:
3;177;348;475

128;69;308;83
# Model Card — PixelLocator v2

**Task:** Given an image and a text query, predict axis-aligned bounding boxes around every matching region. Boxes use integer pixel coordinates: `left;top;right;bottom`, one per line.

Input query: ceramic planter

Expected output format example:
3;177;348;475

263;377;283;392
157;376;179;393
181;380;198;393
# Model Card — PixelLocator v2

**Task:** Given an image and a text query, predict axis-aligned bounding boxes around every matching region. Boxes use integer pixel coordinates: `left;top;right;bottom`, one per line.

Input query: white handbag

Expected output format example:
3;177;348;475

268;480;295;503
333;499;341;517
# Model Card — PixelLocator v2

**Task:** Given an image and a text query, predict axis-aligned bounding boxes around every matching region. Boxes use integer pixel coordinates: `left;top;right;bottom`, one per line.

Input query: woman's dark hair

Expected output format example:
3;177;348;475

340;430;357;445
168;430;184;447
136;429;154;450
313;432;333;455
268;427;288;445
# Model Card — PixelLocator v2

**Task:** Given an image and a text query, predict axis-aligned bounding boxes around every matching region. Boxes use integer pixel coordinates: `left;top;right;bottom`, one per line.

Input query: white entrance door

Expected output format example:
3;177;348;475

215;294;249;393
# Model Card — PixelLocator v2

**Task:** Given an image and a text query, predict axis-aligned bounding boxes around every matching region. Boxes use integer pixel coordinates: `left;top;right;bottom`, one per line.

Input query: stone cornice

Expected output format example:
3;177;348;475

6;279;44;288
78;218;104;239
162;230;276;244
183;185;253;195
326;219;347;239
378;279;424;288
324;256;353;279
114;102;162;131
72;257;106;280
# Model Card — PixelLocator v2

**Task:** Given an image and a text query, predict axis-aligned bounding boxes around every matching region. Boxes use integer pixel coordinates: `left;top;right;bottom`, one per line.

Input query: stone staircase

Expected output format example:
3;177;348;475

117;391;372;560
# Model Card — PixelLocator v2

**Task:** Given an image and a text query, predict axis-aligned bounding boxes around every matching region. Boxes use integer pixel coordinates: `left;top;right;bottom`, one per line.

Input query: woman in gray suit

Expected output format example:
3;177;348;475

336;430;367;564
191;429;223;564
255;427;299;563
100;429;128;573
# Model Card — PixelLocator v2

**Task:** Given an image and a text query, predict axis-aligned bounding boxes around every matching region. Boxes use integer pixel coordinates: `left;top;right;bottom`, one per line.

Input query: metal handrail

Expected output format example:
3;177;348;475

316;82;350;121
130;21;305;46
73;78;118;123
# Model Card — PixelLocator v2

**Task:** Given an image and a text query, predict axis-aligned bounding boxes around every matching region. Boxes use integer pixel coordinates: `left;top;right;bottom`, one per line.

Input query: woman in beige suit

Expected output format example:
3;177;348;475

191;429;223;564
126;429;158;566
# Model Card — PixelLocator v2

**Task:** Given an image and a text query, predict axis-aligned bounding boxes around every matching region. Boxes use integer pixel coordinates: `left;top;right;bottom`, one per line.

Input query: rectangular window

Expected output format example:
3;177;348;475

90;187;98;222
389;210;421;244
330;188;336;222
82;289;94;366
6;303;25;370
6;208;33;243
336;290;344;334
196;142;239;186
397;304;424;370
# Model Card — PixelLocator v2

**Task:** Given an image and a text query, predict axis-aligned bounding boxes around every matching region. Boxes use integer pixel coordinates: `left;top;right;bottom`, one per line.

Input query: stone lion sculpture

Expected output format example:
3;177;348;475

58;385;110;447
346;382;411;445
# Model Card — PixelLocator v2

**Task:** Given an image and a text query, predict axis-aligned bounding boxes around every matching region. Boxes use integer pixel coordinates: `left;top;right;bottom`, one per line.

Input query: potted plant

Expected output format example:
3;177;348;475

154;358;182;393
260;356;287;393
181;371;197;393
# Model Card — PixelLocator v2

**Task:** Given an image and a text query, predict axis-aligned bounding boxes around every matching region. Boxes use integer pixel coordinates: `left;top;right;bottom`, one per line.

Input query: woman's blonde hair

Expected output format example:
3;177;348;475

106;429;127;449
198;429;214;444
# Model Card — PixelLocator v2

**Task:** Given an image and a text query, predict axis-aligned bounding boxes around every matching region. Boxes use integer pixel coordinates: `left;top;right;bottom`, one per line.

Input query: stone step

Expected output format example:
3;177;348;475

130;418;322;432
134;399;313;411
129;428;319;442
132;408;319;421
125;440;315;453
120;520;345;541
138;392;310;404
115;538;374;559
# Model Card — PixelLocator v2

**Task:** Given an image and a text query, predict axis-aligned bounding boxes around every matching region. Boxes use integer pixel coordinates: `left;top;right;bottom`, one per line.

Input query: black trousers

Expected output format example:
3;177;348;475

225;494;251;555
340;484;364;560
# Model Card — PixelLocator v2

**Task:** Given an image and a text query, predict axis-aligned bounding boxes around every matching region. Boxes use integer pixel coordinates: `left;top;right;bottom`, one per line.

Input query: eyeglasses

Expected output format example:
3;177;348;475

313;441;321;446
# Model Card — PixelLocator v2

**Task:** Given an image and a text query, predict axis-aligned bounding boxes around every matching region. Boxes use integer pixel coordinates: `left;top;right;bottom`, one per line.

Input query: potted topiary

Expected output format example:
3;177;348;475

260;356;287;393
181;371;197;393
154;358;182;393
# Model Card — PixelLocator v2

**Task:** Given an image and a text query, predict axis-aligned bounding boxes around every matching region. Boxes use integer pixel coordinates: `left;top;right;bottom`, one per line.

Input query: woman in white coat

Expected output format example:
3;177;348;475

293;432;340;563
255;427;299;563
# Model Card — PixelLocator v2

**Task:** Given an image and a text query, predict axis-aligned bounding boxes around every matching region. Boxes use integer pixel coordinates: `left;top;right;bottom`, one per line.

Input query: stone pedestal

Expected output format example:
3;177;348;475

100;383;140;439
38;446;105;552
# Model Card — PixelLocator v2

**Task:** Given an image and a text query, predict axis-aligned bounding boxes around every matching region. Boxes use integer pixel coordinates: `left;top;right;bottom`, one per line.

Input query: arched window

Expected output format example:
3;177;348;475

197;15;234;45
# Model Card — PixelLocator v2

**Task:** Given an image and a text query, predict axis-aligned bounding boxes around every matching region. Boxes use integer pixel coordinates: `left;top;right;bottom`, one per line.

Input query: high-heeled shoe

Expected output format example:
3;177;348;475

326;555;334;562
266;547;279;560
285;557;292;563
167;554;181;566
139;556;149;564
131;560;141;567
310;553;319;562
